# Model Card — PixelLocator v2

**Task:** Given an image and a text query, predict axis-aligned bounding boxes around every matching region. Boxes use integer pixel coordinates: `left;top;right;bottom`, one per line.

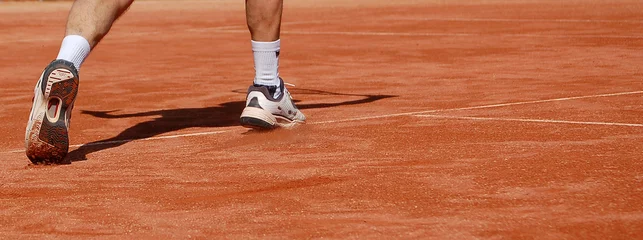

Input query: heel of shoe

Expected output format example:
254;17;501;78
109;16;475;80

26;118;69;164
240;107;278;130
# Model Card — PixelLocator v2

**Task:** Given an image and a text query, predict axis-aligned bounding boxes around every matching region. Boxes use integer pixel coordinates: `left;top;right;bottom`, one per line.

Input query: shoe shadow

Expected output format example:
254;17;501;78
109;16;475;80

67;89;396;162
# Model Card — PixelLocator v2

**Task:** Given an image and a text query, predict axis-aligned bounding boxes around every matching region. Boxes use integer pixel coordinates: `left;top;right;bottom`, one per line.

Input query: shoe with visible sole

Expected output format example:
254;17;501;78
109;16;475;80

25;59;79;164
240;78;305;129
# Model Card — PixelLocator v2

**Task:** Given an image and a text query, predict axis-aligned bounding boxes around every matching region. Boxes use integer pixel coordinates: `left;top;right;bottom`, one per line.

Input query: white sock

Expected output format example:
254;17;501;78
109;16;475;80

252;39;281;98
56;35;91;71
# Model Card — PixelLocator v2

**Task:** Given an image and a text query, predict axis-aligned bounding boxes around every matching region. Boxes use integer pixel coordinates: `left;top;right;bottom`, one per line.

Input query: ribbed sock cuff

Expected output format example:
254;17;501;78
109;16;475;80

252;39;280;88
56;35;91;71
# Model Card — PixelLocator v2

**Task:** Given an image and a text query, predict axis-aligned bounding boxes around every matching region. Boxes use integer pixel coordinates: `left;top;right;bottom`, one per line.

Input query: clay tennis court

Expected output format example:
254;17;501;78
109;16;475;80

1;0;642;238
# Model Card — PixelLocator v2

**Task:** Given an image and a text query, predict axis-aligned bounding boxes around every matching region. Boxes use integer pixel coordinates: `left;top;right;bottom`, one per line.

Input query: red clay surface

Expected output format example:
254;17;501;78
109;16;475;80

1;0;643;238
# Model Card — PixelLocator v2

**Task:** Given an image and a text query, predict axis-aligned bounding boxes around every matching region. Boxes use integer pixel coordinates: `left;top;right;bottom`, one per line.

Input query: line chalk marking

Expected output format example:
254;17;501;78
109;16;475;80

310;90;643;125
403;17;643;24
1;90;641;154
414;114;643;127
0;21;320;44
3;130;229;154
4;20;643;44
192;29;643;39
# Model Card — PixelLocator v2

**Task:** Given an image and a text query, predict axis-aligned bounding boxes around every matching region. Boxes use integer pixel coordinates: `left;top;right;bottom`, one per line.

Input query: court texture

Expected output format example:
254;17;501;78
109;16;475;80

0;0;642;238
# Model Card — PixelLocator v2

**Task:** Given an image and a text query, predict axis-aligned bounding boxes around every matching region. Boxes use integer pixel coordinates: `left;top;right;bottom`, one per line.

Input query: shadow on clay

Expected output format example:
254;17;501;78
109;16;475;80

65;88;396;162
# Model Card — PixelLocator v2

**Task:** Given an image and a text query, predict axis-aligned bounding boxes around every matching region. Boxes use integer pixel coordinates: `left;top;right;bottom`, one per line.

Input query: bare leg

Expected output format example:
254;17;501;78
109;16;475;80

65;0;134;48
245;0;283;89
246;0;282;42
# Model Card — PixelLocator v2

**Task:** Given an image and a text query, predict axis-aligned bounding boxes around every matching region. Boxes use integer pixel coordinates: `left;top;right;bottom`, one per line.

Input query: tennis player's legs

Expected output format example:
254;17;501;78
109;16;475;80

25;0;304;164
240;0;306;129
25;0;134;164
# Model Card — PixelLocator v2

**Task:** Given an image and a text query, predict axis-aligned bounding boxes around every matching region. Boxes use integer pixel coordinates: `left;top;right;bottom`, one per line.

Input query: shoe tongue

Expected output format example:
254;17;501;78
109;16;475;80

265;85;278;96
254;84;282;99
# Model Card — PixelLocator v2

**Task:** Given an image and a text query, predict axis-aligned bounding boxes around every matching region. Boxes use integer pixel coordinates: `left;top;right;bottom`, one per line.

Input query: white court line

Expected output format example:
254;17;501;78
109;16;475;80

414;114;643;127
1;90;642;154
402;17;643;24
0;24;239;44
4;25;643;44
3;130;229;154
310;90;643;125
0;21;320;44
191;29;643;39
186;20;330;33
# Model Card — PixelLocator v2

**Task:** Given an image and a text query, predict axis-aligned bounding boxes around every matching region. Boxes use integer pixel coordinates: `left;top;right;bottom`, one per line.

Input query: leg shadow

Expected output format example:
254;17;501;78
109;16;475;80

67;88;396;161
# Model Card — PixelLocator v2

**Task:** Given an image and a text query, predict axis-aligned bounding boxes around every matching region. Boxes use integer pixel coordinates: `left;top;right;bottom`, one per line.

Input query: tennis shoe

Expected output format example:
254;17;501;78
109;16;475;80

25;59;79;164
240;78;305;129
